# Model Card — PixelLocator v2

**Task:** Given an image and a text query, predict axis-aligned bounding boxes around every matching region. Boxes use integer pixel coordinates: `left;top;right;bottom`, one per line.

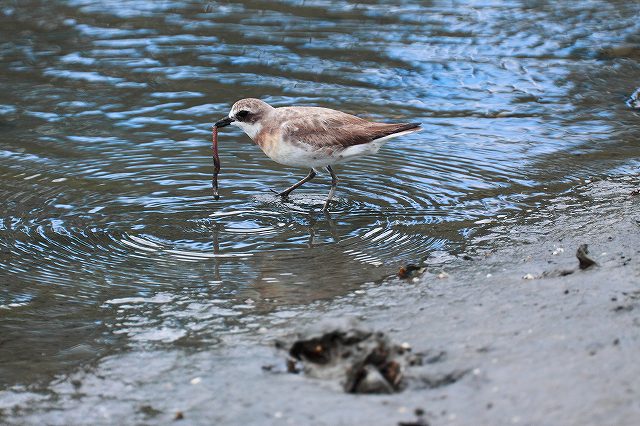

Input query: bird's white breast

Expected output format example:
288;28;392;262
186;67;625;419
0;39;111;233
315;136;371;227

232;121;262;139
263;135;384;168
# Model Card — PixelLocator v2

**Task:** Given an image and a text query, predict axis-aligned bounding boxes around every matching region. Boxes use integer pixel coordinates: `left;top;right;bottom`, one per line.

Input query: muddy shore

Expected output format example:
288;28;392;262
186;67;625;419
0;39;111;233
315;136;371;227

1;176;639;425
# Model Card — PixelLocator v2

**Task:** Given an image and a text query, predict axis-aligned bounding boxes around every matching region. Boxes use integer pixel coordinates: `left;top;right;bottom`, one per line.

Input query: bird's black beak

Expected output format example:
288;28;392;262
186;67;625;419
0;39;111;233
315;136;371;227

214;116;234;128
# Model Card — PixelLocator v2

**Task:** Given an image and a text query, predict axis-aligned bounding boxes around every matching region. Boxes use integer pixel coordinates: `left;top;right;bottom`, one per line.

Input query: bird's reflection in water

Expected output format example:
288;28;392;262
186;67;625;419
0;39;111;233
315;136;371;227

210;221;222;283
306;210;338;247
208;207;363;307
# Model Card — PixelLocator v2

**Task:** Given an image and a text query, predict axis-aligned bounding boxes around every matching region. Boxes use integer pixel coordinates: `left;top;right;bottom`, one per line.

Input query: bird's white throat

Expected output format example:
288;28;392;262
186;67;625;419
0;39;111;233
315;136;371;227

231;120;262;139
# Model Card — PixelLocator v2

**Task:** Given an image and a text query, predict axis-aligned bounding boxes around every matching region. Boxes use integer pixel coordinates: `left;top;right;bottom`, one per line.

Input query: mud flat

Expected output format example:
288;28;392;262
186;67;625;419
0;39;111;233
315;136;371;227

1;177;639;426
264;176;640;426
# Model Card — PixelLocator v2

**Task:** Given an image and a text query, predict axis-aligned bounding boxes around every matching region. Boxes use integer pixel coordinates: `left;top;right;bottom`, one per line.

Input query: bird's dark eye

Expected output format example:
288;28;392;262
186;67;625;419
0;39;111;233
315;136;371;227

236;110;249;119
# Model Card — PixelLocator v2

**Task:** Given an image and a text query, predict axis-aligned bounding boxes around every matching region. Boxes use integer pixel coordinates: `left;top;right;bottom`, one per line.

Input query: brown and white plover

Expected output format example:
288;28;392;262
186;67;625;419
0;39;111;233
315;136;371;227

214;98;421;211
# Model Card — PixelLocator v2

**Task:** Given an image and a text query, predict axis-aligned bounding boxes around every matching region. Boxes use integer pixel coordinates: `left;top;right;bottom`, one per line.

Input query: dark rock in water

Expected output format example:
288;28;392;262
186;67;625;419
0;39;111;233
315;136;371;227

286;320;411;394
627;88;640;110
577;244;597;270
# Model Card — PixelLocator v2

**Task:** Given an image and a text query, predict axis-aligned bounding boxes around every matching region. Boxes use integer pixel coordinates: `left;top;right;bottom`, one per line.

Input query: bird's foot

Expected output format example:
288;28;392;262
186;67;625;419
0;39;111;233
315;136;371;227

269;188;290;198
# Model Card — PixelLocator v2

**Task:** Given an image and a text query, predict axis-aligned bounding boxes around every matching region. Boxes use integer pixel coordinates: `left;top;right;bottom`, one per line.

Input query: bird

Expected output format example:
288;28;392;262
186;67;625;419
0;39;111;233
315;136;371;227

214;98;421;211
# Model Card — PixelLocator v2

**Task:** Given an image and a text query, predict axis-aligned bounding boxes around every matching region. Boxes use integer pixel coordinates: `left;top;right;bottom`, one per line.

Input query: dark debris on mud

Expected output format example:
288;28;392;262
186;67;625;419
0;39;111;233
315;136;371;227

398;408;431;426
279;322;419;394
576;244;597;270
397;264;425;279
542;243;598;278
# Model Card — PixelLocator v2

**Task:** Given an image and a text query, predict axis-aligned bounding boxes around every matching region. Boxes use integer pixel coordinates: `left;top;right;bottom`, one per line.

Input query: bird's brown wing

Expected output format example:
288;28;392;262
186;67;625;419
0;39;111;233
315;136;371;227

277;107;420;150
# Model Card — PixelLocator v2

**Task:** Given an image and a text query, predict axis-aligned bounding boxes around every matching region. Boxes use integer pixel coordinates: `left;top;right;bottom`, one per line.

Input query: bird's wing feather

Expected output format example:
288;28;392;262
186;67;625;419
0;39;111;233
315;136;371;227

278;107;420;149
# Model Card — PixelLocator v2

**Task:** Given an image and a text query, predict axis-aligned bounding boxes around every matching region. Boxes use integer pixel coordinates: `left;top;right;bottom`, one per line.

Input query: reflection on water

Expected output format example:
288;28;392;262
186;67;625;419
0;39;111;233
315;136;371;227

1;0;639;386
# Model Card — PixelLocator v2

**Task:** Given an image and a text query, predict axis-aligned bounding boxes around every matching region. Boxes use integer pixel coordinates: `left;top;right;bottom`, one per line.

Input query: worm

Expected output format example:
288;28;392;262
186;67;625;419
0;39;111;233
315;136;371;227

212;125;220;200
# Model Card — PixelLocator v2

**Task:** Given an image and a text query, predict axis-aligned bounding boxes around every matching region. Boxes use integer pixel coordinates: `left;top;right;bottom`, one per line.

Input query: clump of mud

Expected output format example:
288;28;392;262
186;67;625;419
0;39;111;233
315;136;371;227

282;321;414;394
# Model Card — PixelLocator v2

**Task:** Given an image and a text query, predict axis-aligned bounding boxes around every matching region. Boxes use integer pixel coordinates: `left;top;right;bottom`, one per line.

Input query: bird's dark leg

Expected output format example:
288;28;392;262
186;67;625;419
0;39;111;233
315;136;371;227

323;165;338;211
271;169;316;197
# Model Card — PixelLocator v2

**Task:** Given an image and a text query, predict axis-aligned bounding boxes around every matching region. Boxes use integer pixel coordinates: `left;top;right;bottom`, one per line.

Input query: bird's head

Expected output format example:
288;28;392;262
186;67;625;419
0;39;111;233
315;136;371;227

214;98;274;139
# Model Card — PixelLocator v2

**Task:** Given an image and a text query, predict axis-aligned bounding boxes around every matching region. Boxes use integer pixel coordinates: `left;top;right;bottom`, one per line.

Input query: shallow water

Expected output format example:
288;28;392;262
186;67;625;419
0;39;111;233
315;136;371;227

0;0;639;387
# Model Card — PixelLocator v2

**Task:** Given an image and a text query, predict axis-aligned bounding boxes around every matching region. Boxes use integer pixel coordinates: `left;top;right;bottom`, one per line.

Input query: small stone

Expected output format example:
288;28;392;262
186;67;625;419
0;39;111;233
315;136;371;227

398;264;423;279
522;273;535;280
437;272;449;279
